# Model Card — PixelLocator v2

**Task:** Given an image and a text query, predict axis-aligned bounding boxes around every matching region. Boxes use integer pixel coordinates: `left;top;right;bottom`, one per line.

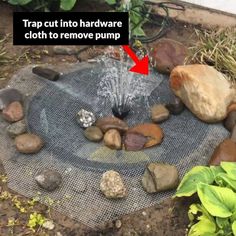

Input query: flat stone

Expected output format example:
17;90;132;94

150;38;187;74
124;132;147;151
209;139;236;165
100;170;127;199
165;96;185;115
96;116;128;133
35;169;62;191
224;111;236;131
84;126;103;142
151;104;170;123
141;163;179;193
2;101;24;123
0;88;23;110
104;129;122;150
128;123;164;148
15;133;44;154
6;120;26;138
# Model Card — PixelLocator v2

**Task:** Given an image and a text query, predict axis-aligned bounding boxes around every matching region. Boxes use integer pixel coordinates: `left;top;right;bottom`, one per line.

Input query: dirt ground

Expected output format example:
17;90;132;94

0;1;197;235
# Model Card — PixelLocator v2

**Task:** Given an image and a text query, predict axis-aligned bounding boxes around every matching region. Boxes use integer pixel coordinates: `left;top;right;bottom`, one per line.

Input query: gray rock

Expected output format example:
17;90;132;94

7;120;26;138
151;104;170;123
100;170;127;199
84;126;103;142
141;163;179;193
53;46;78;55
76;109;96;128
224;111;236;131
35;169;62;191
0;88;23;110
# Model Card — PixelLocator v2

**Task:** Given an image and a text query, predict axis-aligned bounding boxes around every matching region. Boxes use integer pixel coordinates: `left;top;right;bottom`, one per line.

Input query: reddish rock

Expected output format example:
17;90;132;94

96;116;128;133
124;132;147;151
150;38;187;74
2;101;24;123
209;139;236;166
15;133;44;154
128;123;164;148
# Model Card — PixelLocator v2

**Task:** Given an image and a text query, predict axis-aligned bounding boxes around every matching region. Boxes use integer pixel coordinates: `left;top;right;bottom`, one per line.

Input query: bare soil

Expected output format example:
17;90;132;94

0;1;197;235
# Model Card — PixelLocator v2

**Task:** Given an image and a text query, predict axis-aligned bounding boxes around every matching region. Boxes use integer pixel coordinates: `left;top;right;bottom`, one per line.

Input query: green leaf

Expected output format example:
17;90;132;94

210;166;224;179
8;0;32;5
188;214;216;236
175;166;214;197
105;0;116;5
232;221;236;236
221;162;236;180
197;183;236;218
215;173;236;191
216;217;230;229
60;0;77;11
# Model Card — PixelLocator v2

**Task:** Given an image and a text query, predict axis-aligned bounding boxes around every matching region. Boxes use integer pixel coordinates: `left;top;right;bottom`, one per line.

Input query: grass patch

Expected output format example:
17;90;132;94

0;34;11;65
186;28;236;81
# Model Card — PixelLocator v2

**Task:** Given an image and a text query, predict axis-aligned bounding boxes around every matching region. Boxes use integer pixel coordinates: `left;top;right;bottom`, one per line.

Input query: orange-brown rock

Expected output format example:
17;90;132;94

209;139;236;166
227;103;236;114
96;116;128;133
128;123;164;148
170;65;236;122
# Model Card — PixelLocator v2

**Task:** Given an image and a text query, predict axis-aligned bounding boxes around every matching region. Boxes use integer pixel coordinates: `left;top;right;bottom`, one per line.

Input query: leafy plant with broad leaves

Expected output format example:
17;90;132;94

6;0;77;11
105;0;149;37
174;162;236;236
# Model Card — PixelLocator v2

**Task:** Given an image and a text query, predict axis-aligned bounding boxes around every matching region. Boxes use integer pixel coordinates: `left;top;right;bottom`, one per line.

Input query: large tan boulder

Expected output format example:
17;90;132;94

170;64;236;122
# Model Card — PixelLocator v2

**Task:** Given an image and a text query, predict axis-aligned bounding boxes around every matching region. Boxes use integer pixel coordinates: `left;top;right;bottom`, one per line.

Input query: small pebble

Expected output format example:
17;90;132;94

115;220;122;229
6;120;26;138
104;129;122;150
2;101;24;123
151;104;170;123
84;126;103;142
165;97;184;115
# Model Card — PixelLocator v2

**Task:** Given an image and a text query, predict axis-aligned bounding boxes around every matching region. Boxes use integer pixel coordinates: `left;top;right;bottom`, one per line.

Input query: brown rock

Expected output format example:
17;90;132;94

141;163;179;193
151;104;170;123
104;129;122;150
84;126;103;142
96;116;128;133
170;65;236;122
224;111;236;131
150;38;187;74
124;132;147;151
209;139;236;166
2;101;24;123
15;133;44;154
230;125;236;142
128;123;164;148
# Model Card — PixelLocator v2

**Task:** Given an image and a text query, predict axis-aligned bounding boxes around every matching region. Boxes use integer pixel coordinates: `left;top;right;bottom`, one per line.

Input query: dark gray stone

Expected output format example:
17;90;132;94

35;169;62;191
165;96;184;115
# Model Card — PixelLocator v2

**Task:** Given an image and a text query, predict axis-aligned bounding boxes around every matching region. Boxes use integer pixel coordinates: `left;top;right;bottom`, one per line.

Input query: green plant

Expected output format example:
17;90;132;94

186;28;236;81
105;0;150;37
174;162;236;236
6;0;77;11
27;212;46;232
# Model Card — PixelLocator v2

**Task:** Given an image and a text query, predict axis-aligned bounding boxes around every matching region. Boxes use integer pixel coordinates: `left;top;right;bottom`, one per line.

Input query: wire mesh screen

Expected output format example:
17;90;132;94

0;61;229;227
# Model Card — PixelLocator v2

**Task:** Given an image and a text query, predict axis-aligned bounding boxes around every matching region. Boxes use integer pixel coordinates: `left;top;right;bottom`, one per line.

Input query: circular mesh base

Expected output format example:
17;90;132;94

0;61;229;227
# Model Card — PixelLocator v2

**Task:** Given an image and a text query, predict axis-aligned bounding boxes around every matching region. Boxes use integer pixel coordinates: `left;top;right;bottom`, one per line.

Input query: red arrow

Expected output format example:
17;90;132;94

122;45;149;75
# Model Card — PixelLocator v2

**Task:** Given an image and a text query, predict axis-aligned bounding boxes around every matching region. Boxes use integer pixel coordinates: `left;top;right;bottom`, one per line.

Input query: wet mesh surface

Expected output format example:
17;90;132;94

0;61;229;227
